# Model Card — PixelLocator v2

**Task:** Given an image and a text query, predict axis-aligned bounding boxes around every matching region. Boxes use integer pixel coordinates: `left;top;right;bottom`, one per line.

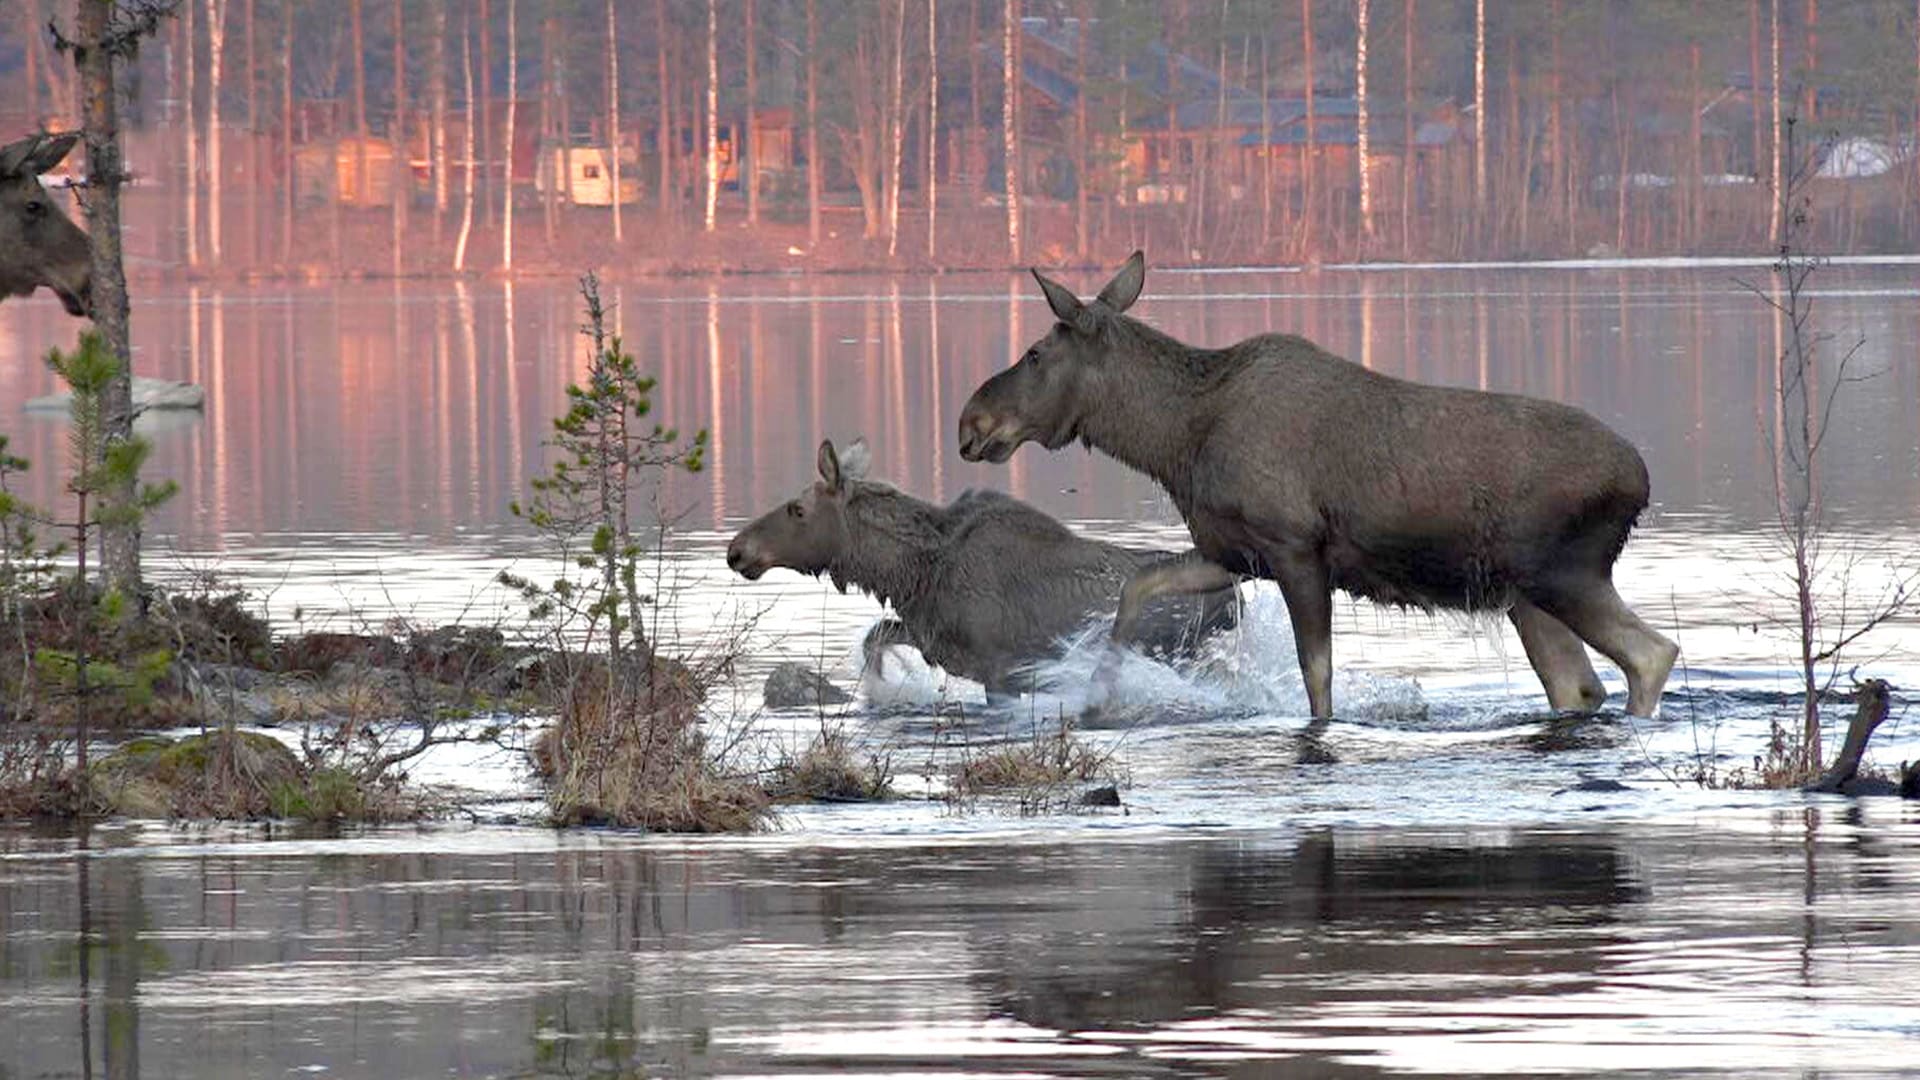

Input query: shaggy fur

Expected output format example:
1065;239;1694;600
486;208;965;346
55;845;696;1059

0;133;90;317
958;252;1679;719
728;440;1239;698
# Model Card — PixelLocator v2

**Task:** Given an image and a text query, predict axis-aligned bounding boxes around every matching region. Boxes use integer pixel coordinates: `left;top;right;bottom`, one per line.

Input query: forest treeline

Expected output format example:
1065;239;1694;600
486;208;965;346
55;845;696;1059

7;0;1919;275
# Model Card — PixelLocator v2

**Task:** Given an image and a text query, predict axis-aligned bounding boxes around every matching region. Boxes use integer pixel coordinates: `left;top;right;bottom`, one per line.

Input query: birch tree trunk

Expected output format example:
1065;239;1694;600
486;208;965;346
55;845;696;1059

281;0;293;260
886;0;906;257
393;0;408;277
607;0;623;242
1073;0;1087;257
503;0;518;268
432;0;448;241
1402;0;1415;257
657;0;673;223
704;0;717;233
540;12;556;247
352;0;368;221
1769;0;1781;246
1301;0;1316;249
186;0;199;268
928;0;939;259
454;10;476;270
245;0;258;264
1356;0;1374;242
806;0;820;246
1473;0;1485;229
206;0;225;264
746;0;758;226
1002;0;1020;263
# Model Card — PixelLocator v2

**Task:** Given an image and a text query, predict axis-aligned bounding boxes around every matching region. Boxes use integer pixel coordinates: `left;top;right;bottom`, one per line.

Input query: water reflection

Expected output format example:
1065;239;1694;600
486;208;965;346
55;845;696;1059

7;266;1917;546
6;817;1920;1077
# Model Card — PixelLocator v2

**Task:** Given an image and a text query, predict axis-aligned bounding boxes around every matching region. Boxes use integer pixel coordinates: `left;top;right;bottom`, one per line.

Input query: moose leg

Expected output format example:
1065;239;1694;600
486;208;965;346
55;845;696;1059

1508;599;1607;713
1112;552;1243;646
860;618;915;680
1529;579;1679;719
1088;553;1241;710
1271;551;1334;720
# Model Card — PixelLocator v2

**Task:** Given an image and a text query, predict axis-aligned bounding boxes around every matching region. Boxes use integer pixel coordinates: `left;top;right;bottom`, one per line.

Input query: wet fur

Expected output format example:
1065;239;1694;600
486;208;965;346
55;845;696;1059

736;478;1238;696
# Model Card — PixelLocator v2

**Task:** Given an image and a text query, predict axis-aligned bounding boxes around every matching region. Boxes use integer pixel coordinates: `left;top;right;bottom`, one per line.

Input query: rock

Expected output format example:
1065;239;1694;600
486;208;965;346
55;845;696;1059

763;662;852;708
24;375;206;414
1078;784;1122;808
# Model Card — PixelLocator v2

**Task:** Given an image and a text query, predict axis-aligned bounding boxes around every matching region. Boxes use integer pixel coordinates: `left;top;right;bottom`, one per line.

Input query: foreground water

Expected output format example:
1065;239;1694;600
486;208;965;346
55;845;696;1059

5;811;1920;1078
4;264;1920;1076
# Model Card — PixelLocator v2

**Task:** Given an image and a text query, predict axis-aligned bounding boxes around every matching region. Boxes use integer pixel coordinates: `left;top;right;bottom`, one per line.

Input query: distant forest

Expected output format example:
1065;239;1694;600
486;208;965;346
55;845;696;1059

6;0;1919;275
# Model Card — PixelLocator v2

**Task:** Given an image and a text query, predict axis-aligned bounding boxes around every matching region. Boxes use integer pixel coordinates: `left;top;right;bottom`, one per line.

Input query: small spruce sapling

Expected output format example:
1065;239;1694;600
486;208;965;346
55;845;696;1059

501;273;708;699
33;332;177;789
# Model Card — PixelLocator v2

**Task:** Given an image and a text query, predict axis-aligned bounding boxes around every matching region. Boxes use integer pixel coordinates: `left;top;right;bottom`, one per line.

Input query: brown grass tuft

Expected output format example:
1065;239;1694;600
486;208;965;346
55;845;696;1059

531;660;769;831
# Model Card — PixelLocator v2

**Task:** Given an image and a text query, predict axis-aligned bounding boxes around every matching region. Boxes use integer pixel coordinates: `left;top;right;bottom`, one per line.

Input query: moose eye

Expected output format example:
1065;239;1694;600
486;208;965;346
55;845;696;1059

786;501;805;519
23;200;44;219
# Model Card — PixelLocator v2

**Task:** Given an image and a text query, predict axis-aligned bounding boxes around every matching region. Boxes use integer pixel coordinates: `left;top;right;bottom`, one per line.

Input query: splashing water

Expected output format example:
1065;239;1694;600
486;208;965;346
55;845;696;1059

848;585;1427;723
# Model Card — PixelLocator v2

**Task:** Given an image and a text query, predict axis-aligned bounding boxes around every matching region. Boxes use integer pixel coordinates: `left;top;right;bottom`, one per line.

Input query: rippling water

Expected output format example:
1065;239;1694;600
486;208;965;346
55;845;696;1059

4;263;1920;1076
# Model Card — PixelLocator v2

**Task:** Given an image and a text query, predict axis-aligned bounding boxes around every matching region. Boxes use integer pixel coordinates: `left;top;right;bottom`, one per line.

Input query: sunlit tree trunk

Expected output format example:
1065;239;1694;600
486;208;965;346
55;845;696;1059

186;0;199;268
1401;0;1414;257
1301;0;1316;250
352;0;368;234
1551;0;1567;247
244;0;258;265
480;0;494;226
503;0;518;268
454;10;476;270
704;0;717;233
393;0;408;277
206;0;226;264
746;0;759;226
806;0;821;245
929;0;940;258
657;0;673;223
1472;0;1485;233
1690;41;1703;251
432;0;449;242
1259;33;1271;248
607;0;623;242
1769;0;1781;246
1802;0;1817;123
540;10;557;248
281;0;294;261
1356;0;1374;243
1002;0;1020;262
886;0;906;257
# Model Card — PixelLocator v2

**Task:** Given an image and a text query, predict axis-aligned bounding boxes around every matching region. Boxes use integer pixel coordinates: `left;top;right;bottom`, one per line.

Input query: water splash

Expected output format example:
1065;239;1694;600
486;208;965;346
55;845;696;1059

847;586;1427;723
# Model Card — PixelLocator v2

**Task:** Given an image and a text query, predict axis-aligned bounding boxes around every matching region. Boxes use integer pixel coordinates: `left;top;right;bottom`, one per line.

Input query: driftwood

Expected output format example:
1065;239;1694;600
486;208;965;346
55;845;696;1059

1804;679;1914;796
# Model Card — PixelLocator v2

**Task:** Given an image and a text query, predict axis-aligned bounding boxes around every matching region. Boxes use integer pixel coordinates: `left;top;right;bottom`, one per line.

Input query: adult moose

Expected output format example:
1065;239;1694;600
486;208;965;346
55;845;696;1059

0;132;92;318
728;438;1239;701
957;252;1677;719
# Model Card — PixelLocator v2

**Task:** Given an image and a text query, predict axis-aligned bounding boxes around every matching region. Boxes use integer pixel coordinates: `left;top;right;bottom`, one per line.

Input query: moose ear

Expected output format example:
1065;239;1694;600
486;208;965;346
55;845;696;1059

0;132;80;178
817;440;843;490
1095;251;1146;313
1032;269;1088;329
839;438;873;482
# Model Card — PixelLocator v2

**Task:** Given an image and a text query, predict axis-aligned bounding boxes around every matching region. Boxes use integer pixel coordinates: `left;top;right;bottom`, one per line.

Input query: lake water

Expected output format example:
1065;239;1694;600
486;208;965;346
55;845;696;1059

4;263;1920;1077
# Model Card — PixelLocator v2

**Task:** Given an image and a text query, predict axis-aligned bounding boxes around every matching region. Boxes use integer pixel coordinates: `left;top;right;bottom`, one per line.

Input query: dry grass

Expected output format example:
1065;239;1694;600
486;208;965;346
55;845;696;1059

949;717;1123;814
531;661;769;831
768;726;893;803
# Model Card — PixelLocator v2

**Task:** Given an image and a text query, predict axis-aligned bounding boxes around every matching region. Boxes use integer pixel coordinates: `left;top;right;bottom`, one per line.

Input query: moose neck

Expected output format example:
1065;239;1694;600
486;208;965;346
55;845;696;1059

1076;317;1231;508
830;484;947;610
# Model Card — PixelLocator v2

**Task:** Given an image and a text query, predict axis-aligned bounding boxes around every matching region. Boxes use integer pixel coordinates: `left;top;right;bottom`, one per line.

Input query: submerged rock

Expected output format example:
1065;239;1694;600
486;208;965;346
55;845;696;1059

25;376;207;414
764;662;853;709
